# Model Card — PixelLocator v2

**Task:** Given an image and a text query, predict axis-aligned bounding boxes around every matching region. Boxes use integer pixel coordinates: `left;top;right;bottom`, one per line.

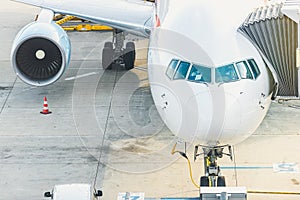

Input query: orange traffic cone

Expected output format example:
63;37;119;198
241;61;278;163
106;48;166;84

40;96;52;114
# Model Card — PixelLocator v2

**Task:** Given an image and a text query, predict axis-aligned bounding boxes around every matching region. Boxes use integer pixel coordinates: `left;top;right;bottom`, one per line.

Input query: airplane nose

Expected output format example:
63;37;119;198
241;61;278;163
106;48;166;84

182;87;213;142
150;83;183;137
187;85;243;145
150;82;211;143
151;82;246;145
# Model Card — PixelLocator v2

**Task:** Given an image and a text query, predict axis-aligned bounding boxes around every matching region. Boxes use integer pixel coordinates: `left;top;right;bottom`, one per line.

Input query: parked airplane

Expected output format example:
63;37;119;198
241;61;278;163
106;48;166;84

11;0;278;186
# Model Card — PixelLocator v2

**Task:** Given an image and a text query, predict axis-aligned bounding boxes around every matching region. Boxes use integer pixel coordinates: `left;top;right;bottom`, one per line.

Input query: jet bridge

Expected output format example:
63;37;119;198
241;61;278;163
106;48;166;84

239;2;299;97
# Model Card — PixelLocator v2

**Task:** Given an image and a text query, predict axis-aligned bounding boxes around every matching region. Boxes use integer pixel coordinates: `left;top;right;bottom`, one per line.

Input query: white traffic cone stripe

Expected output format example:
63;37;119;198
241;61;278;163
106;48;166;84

40;96;51;114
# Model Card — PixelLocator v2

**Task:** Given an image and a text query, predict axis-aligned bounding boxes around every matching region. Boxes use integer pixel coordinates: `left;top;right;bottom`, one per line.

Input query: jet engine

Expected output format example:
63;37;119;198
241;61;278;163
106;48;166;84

11;21;71;86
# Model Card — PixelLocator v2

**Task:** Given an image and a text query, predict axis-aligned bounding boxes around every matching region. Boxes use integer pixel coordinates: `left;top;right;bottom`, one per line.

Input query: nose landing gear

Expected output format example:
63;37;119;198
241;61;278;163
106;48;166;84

194;145;233;187
172;143;247;199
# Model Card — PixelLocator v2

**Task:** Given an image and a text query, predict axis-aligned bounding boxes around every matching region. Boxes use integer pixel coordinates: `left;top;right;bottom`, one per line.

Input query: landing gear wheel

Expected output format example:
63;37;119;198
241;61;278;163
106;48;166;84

104;41;113;49
200;176;209;187
124;42;135;70
124;51;135;70
102;46;114;70
217;176;226;187
126;42;136;60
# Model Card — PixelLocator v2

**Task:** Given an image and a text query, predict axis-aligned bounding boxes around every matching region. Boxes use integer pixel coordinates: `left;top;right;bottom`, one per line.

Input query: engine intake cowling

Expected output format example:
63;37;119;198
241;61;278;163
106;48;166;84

11;21;71;86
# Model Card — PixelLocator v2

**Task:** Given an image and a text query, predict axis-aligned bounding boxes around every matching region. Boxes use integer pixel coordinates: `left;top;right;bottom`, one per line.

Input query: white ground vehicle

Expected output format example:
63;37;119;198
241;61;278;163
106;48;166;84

44;184;102;200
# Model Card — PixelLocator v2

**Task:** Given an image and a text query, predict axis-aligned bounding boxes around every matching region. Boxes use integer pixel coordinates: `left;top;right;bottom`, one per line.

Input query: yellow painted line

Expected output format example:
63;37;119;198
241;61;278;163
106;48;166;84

248;190;300;195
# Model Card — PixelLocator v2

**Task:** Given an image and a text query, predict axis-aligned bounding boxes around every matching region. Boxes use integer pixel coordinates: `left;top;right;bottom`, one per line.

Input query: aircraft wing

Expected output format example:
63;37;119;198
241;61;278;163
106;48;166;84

11;0;154;37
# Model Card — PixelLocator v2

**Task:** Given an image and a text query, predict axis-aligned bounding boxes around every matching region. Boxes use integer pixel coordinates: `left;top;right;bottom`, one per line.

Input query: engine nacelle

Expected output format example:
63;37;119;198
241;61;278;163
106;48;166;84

11;21;71;86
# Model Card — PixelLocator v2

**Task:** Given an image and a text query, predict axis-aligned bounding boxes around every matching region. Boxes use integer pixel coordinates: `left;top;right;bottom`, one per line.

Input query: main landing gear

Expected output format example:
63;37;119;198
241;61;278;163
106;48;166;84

102;29;136;70
194;145;233;187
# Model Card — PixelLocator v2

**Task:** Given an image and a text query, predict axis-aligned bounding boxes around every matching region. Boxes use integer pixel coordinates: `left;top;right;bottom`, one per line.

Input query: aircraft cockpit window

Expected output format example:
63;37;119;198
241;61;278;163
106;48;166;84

167;58;260;84
166;59;179;79
188;64;211;83
174;61;190;80
247;59;261;79
215;64;239;83
236;61;253;79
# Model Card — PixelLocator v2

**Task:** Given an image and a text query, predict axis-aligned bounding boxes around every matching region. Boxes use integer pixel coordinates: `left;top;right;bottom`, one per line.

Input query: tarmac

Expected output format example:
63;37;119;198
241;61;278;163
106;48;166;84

1;1;300;200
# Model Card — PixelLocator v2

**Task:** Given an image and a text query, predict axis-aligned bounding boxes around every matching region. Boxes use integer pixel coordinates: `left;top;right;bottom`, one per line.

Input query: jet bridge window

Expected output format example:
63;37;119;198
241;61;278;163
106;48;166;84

215;64;239;83
174;61;190;80
236;61;253;79
247;59;261;79
188;64;211;83
166;59;179;79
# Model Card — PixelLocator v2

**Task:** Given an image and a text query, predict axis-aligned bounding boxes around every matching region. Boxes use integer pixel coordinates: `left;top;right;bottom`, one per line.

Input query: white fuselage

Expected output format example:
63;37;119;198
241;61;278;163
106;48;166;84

11;0;276;147
148;0;275;146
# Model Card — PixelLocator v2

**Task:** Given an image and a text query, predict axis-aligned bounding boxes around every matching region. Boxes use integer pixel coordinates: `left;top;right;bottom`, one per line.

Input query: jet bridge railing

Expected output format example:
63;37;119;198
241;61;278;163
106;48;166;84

239;3;299;97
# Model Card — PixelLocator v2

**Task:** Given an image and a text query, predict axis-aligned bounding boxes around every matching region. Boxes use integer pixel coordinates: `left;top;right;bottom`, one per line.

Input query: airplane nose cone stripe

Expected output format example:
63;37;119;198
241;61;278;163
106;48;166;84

155;15;161;27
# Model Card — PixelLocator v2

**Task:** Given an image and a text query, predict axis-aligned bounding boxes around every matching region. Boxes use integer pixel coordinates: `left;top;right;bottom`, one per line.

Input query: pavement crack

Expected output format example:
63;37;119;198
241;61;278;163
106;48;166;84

0;78;17;114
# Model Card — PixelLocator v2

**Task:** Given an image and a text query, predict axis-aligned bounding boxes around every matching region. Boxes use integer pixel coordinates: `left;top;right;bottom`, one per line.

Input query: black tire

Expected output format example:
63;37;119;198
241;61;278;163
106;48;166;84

217;176;226;187
126;42;136;60
124;51;134;70
126;42;135;49
200;176;209;187
102;47;113;70
104;41;113;49
124;42;136;70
